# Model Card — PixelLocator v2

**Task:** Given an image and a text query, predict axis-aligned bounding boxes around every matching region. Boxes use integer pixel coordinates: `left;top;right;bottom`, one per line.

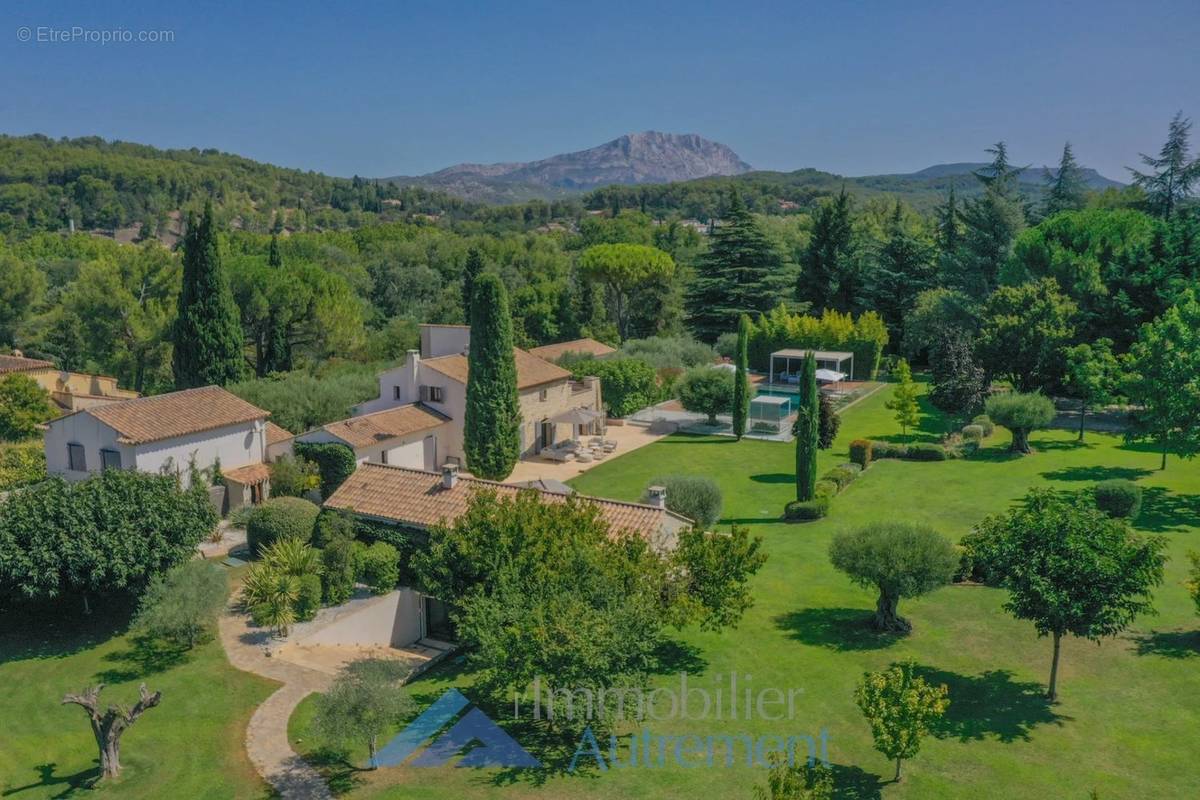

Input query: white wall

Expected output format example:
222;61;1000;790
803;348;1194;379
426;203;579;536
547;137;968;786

420;325;470;358
295;427;442;470
44;412;133;479
292;588;425;648
132;421;265;489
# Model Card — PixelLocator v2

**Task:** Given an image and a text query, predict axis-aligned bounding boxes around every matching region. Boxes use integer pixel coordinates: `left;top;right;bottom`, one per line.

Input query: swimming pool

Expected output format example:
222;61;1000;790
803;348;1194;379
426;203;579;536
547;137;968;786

753;388;799;414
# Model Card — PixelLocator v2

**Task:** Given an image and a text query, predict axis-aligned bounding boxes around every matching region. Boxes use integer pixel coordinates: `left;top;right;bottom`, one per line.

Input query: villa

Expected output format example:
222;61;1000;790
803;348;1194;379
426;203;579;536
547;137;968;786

341;324;606;468
1;350;139;411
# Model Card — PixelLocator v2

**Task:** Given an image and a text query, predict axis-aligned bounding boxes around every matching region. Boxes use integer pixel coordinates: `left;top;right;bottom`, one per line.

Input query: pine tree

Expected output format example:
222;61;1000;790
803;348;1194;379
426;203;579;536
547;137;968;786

172;200;245;388
732;314;751;439
951;143;1027;299
464;273;521;480
267;234;283;268
798;187;857;312
1128;112;1200;219
869;202;936;339
885;358;921;440
461;247;485;324
1042;142;1086;218
792;353;819;501
260;235;291;374
686;190;789;342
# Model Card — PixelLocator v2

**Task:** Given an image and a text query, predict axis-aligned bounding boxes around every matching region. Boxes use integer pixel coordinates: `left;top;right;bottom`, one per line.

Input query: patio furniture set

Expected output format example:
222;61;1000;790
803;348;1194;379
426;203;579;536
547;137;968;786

541;436;618;463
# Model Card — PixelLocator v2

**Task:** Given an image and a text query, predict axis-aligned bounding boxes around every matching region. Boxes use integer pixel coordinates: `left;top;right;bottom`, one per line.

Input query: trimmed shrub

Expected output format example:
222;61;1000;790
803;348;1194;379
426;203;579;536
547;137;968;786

357;542;400;594
906;443;949;461
1093;479;1143;520
961;424;985;442
643;475;723;529
784;498;830;521
312;508;357;548
294;441;357;498
269;454;320;498
869;440;909;460
814;480;840;500
321;536;357;605
971;414;995;438
246;497;320;557
295;573;323;621
821;464;862;492
849;439;873;468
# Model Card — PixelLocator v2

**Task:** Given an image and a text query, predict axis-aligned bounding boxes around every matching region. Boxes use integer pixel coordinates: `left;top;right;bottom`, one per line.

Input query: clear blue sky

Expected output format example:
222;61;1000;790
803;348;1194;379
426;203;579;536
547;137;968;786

3;0;1197;181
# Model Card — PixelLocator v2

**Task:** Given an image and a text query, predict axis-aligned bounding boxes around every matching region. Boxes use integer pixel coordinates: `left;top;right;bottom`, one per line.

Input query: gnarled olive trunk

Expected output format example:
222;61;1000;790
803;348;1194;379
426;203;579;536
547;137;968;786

62;683;162;779
873;589;911;633
1010;427;1031;454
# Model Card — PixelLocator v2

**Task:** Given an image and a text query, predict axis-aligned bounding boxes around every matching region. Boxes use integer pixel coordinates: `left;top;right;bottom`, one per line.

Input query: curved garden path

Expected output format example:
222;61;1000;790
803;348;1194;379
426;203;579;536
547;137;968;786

218;604;334;800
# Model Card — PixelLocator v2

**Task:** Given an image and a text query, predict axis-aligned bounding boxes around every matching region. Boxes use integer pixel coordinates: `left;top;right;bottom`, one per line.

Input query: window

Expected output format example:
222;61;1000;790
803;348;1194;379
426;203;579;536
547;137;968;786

539;388;548;401
100;449;122;471
420;385;444;403
67;443;86;471
393;386;402;400
380;449;389;465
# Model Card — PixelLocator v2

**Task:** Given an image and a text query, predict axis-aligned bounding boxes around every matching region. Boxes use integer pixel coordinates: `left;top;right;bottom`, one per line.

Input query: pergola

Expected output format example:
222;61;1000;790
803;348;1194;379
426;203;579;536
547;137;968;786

768;349;854;385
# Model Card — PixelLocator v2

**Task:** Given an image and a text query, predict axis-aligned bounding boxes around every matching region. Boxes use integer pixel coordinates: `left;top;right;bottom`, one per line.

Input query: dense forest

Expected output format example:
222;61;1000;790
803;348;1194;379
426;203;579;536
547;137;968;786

1;115;1196;439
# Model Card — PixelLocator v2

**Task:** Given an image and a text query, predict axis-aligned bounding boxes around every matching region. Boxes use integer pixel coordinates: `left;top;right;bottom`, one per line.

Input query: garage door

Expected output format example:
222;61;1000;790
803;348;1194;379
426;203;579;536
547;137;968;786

382;439;426;469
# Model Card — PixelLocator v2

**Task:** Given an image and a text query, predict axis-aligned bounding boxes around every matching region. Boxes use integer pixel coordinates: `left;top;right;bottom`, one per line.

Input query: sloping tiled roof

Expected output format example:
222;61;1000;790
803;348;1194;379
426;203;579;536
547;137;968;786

223;462;271;484
0;354;54;374
264;422;294;447
325;463;690;539
421;348;571;390
78;386;269;445
528;338;616;363
317;403;448;450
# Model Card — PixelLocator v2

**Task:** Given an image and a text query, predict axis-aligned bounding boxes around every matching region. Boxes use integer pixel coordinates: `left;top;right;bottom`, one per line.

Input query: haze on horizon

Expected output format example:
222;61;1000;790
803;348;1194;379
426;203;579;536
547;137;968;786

2;0;1196;183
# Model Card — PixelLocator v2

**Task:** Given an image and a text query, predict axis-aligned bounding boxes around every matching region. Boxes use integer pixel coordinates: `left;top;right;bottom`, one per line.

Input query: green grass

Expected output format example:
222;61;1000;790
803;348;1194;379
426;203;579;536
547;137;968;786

0;568;277;799
291;381;1200;799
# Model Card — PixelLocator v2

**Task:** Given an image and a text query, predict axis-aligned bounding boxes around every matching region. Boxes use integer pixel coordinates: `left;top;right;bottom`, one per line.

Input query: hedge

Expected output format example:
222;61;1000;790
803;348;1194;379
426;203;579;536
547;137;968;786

246;497;320;557
905;443;949;461
294;441;357;498
823;464;862;491
962;424;985;442
814;480;840;500
849;439;873;468
1093;479;1142;520
784;498;830;521
357;541;401;594
869;440;909;459
746;304;889;380
0;441;46;491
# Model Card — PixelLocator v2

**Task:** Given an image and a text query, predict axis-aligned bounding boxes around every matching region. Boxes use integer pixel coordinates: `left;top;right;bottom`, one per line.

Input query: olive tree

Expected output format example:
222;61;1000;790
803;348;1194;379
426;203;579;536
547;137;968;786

829;522;958;633
313;659;413;769
62;683;163;779
984;392;1055;454
676;366;733;425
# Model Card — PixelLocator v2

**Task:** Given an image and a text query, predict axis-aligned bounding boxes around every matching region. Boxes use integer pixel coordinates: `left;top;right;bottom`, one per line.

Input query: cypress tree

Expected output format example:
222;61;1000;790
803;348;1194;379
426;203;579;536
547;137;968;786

686;190;789;342
464;273;521;480
173;201;244;389
793;353;819;501
260;235;292;374
732;314;751;439
462;246;485;323
267;234;283;267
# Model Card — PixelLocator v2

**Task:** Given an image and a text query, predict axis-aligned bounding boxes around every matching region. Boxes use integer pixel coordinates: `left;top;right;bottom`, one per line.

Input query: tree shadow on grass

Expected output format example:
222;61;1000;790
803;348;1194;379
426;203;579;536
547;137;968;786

831;763;886;800
1028;437;1092;453
1129;629;1200;659
909;665;1067;743
93;633;191;683
750;473;794;484
1;761;100;798
963;445;1023;463
774;608;903;652
299;748;367;796
0;598;135;665
650;639;708;675
1039;465;1153;483
1136;487;1200;533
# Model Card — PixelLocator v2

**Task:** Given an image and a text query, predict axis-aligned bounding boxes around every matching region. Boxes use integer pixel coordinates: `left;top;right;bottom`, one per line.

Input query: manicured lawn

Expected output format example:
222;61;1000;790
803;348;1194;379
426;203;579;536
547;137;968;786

0;568;276;799
291;380;1200;799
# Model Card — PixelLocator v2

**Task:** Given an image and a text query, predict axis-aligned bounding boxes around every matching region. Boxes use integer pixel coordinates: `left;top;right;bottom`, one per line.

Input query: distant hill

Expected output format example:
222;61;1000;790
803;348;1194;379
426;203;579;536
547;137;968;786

385;131;753;203
880;162;1124;189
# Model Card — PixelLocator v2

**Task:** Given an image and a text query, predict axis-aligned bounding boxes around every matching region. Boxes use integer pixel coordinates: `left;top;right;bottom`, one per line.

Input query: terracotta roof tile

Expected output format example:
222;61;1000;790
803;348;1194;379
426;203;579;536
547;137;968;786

422;348;571;390
528;338;616;362
0;354;54;374
317;403;448;450
223;462;271;484
324;463;690;541
264;422;294;447
77;386;269;445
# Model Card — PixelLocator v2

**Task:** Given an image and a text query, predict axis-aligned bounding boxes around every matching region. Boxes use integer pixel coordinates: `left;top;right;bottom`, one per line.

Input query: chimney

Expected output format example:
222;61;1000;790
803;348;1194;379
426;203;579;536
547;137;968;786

646;485;667;509
441;463;460;490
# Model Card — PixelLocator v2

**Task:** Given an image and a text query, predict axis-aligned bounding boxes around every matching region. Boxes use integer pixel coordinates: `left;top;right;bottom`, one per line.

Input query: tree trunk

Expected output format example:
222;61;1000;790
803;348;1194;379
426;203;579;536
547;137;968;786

63;684;162;780
1078;401;1086;441
873;590;911;633
1011;427;1031;454
894;756;903;782
368;735;378;769
707;412;718;425
1047;631;1062;702
1160;435;1168;471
